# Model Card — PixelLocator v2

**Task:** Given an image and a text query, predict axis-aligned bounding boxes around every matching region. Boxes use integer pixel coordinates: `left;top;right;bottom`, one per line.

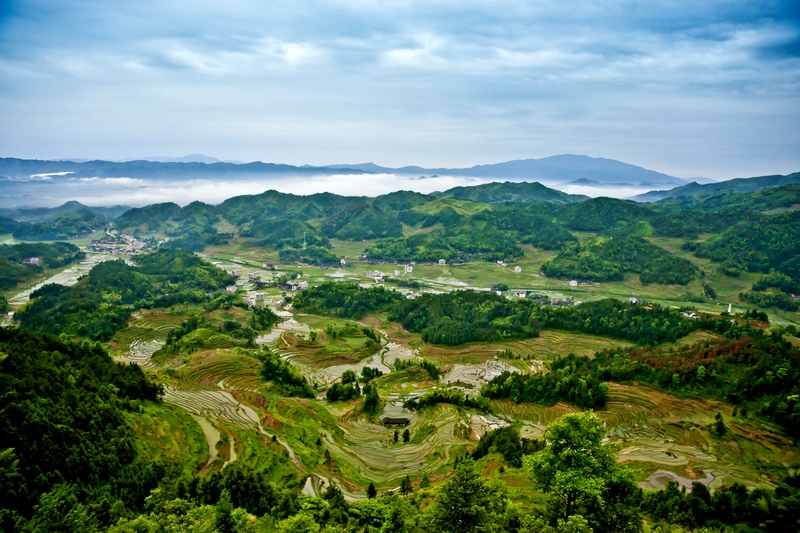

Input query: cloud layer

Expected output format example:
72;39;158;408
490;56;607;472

1;1;798;180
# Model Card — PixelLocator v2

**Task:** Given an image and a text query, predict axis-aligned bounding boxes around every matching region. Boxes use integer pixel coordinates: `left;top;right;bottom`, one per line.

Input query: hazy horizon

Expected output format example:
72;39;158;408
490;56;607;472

2;1;798;181
1;172;667;209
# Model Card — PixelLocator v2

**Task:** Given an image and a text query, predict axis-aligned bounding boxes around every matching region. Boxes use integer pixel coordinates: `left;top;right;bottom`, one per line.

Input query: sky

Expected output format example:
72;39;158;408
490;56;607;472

1;1;799;181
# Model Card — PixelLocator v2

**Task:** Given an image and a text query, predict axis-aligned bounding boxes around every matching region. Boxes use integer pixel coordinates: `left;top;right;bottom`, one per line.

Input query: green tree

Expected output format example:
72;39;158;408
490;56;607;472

402;429;410;443
715;413;726;435
419;474;431;489
276;512;320;533
367;482;377;499
524;412;642;532
400;475;412;497
214;489;238;533
394;430;399;443
428;457;508;533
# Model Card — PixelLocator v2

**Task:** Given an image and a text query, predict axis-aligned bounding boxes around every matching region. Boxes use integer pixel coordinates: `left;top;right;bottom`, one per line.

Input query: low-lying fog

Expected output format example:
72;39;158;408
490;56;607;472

0;172;657;208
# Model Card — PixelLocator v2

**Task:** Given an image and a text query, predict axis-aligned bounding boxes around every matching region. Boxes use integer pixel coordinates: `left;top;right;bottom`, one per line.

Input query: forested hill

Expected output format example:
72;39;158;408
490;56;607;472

634;171;800;202
434;181;588;204
0;201;130;223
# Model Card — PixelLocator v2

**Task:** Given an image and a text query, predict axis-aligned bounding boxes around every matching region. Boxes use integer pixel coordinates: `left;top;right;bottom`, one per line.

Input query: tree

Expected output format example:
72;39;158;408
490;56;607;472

402;429;410;443
523;412;642;532
400;475;412;497
715;413;726;435
428;457;507;533
363;384;381;416
367;482;377;499
214;489;238;533
393;430;399;443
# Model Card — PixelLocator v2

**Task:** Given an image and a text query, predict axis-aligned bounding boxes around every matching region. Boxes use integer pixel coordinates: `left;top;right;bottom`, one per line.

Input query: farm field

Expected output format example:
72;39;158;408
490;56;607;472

203;236;799;328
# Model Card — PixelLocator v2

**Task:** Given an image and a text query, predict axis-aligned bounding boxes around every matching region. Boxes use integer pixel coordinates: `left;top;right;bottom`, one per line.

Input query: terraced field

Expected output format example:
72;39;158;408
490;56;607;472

108;310;186;363
493;384;799;490
320;404;471;487
180;352;263;390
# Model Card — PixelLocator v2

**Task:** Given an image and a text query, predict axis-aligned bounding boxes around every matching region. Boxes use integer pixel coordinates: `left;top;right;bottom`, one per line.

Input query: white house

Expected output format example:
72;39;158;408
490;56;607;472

340;258;347;266
287;280;309;291
439;259;446;266
231;269;241;278
568;280;578;287
514;266;522;273
225;285;237;293
405;265;413;273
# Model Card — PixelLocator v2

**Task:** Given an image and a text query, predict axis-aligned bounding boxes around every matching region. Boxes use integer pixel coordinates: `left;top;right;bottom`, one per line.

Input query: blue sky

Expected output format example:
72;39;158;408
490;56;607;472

1;0;798;179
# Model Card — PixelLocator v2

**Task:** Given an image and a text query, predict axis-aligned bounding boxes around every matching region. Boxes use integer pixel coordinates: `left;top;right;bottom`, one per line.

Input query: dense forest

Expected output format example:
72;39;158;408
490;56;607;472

0;328;163;530
541;236;698;284
292;282;405;319
295;283;726;346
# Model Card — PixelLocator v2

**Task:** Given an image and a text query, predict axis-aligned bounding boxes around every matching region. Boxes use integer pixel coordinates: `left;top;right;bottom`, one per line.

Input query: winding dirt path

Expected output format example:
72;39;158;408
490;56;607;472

640;469;714;491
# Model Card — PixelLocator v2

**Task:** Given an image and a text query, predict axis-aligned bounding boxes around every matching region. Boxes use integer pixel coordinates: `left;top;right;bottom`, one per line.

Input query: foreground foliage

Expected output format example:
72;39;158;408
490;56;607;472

0;328;162;530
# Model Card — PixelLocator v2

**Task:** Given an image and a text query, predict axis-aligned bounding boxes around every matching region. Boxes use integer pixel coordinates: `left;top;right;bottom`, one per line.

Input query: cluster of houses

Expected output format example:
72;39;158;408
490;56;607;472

525;293;575;307
86;231;154;255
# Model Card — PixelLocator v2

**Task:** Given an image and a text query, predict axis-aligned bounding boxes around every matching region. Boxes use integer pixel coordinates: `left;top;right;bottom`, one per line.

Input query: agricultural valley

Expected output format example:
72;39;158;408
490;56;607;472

1;173;800;532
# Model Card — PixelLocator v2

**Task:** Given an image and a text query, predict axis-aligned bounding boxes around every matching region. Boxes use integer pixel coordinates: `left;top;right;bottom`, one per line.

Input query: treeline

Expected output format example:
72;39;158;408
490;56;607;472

0;328;163;530
394;358;441;380
17;249;234;341
404;388;492;412
292;282;405;319
0;241;84;291
389;290;539;345
258;349;315;398
528;298;706;345
470;426;544;467
481;354;609;409
643;476;800;531
295;284;725;347
542;236;698;285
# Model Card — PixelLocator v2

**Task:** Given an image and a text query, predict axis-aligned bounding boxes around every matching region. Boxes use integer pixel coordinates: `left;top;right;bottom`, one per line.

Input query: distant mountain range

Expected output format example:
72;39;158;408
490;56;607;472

0;158;367;180
328;154;700;187
0;154;700;187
